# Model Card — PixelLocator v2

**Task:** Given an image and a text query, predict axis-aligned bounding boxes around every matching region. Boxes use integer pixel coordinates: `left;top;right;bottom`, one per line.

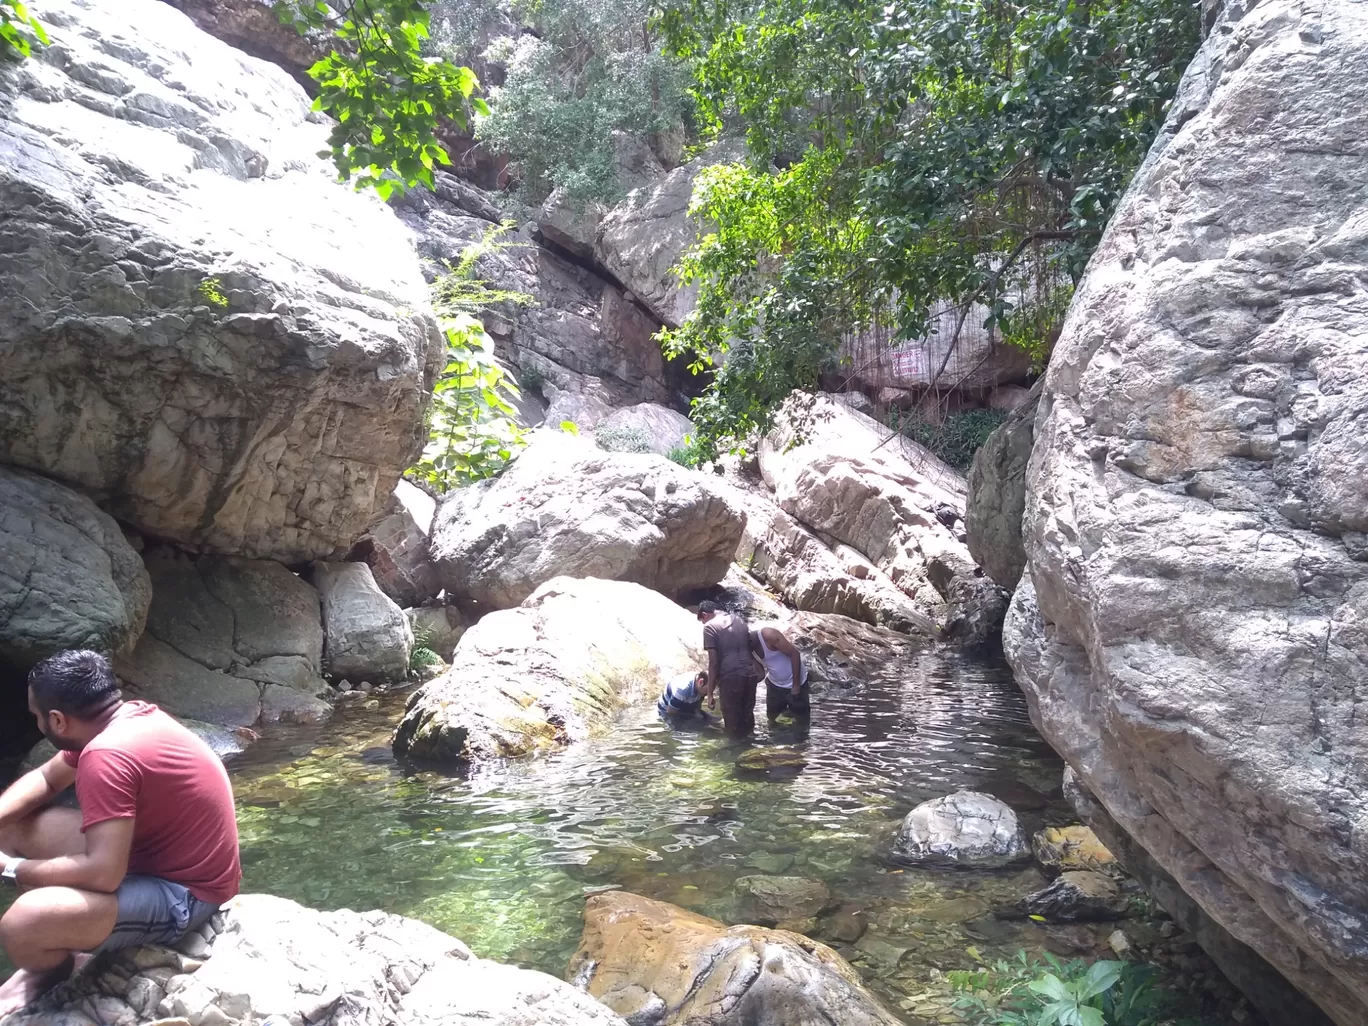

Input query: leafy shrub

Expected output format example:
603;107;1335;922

410;647;442;669
1;1;47;58
517;363;546;394
900;408;1009;472
595;425;654;453
667;438;704;468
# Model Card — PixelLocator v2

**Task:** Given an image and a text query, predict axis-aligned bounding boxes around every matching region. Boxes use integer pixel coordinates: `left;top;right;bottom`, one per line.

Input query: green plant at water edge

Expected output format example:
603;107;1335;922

197;277;229;309
0;0;46;57
948;951;1201;1026
410;647;442;669
595;425;654;453
409;225;536;493
273;0;487;199
656;0;1201;459
897;408;1009;472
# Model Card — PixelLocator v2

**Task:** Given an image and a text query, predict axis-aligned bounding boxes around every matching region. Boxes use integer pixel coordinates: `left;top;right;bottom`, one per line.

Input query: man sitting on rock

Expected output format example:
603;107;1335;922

751;624;811;723
0;650;241;1014
657;669;711;723
697;601;758;738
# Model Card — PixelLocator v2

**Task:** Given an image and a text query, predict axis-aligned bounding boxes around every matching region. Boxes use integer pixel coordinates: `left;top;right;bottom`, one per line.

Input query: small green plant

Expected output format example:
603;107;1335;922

595;425;654;454
948;951;1199;1026
410;647;442;669
197;277;229;309
517;363;546;395
667;437;704;468
897;408;1009;472
0;0;47;57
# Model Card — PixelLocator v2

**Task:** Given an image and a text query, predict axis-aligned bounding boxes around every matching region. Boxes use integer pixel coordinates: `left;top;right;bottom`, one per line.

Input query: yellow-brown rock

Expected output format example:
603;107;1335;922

1032;825;1119;876
569;891;902;1026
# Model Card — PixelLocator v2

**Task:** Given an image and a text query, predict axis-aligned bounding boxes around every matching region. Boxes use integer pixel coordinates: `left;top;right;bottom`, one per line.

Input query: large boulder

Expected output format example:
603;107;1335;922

568;891;903;1026
596;403;696;457
116;548;330;728
313;562;414;683
4;893;625;1026
1005;3;1368;1022
761;394;1007;640
349;480;441;608
0;0;443;565
891;791;1030;869
393;577;703;763
430;434;743;610
965;378;1043;589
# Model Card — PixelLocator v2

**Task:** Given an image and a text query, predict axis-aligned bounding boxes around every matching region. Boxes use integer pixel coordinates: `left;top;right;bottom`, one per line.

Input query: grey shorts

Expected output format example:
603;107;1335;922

96;874;220;954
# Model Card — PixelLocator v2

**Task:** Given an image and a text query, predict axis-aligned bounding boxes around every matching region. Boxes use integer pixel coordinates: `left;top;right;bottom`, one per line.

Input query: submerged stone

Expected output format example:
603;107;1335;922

1000;871;1130;923
735;746;808;772
1032;825;1119;877
892;791;1030;869
736;875;832;925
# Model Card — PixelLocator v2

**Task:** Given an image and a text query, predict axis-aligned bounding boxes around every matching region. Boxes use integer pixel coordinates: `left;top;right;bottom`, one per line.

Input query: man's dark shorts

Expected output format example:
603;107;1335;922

767;682;811;721
718;674;758;738
96;875;220;953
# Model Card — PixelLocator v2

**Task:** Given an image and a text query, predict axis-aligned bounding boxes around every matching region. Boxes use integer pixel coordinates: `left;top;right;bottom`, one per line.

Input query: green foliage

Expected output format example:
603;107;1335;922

517;363;546;394
595;425;654;453
0;0;47;58
897;408;1009;472
409;226;536;494
410;646;442;669
274;0;487;198
667;438;704;467
657;0;1201;455
467;0;694;203
948;951;1201;1026
197;277;229;309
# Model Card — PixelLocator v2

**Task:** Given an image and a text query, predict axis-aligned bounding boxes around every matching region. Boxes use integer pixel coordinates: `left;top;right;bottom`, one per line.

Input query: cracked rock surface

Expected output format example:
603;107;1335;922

1005;2;1368;1022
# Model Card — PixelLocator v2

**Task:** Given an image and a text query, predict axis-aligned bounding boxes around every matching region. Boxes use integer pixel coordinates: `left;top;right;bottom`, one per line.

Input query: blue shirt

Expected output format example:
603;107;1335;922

658;672;704;718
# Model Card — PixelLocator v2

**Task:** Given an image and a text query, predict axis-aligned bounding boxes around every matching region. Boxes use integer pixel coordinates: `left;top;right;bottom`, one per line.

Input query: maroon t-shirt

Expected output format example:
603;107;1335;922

62;701;241;904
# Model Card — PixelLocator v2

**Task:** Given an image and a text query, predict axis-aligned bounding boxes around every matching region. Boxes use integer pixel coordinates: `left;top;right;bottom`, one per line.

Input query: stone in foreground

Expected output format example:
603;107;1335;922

0;0;442;563
892;791;1030;869
430;433;743;609
4;893;624;1026
393;578;703;763
735;875;831;925
1004;2;1368;1022
569;891;902;1026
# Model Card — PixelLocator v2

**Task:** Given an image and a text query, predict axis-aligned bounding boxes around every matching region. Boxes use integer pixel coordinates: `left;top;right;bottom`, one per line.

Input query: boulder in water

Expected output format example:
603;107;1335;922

1032;825;1120;877
430;433;743;610
1001;871;1130;923
569;890;903;1026
0;0;443;564
314;561;414;683
965;378;1043;590
393;577;703;764
4;893;625;1026
892;791;1030;869
735;747;808;773
735;875;832;924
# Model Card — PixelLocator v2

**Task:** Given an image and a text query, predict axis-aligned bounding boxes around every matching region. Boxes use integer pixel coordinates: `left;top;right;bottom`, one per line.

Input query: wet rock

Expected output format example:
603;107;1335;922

853;933;913;969
735;747;808;773
821;905;868;943
405;605;465;662
394;578;704;764
570;890;903;1026
1004;3;1368;1021
313;561;414;682
0;0;443;564
430;432;743;609
965;378;1042;590
4;893;624;1026
351;481;441;608
892;791;1030;869
1002;871;1129;923
736;876;832;924
744;852;797;875
1032;825;1119;877
761;394;1007;642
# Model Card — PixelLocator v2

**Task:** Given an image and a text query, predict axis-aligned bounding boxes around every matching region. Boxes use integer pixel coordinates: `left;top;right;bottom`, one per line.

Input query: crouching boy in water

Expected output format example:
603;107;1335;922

657;670;711;723
0;650;241;1014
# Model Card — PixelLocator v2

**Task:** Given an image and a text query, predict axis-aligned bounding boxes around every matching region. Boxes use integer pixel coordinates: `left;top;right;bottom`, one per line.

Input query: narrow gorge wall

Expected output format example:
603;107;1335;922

1004;2;1368;1023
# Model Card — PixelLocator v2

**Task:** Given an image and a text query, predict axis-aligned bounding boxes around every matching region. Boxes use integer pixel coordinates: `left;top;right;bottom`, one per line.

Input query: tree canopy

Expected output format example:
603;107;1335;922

657;0;1201;458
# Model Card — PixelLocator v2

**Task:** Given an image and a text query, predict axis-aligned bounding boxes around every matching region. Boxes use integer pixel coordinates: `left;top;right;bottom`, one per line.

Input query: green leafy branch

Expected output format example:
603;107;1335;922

0;0;48;58
274;0;489;198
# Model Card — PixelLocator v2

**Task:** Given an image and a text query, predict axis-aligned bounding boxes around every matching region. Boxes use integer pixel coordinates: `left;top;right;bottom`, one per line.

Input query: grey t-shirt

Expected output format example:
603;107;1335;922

703;612;753;680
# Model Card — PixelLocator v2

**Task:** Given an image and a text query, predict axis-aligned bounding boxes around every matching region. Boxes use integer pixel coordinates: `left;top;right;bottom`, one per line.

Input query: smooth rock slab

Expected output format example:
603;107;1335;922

0;0;443;563
3;893;624;1026
394;577;704;764
430;433;743;610
569;891;903;1026
892;791;1030;869
314;561;413;682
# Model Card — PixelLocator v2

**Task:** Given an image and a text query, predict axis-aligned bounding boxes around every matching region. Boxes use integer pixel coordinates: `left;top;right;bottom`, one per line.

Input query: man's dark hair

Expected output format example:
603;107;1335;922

697;600;721;615
29;650;120;717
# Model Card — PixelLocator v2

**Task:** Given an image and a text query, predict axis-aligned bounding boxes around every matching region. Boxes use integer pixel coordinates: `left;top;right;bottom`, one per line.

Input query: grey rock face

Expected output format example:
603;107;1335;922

0;0;443;564
313;562;414;682
115;548;330;728
965;378;1043;589
761;394;1007;641
0;466;151;668
597;402;696;457
4;893;625;1026
1005;4;1368;1021
351;481;440;608
430;433;743;610
161;0;329;78
394;577;704;764
405;605;465;662
735;876;832;925
892;791;1030;869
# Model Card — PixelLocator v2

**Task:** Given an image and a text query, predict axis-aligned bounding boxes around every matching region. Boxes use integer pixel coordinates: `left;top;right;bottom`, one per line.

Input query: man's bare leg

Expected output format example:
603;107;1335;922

0;886;118;1015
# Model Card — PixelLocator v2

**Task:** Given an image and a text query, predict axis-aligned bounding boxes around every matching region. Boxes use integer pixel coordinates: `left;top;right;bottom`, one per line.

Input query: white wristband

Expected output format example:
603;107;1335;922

2;857;24;881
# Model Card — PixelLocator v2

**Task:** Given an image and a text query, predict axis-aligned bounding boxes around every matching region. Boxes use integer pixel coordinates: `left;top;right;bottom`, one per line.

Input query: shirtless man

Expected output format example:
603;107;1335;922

0;650;240;1014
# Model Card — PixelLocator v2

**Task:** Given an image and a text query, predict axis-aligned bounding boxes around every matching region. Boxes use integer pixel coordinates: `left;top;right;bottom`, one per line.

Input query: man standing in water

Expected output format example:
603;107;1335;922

0;650;241;1015
752;624;810;722
697;601;758;738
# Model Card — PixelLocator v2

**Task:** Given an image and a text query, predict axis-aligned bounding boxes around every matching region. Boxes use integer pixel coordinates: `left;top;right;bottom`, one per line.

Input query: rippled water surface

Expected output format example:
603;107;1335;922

230;648;1083;1017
